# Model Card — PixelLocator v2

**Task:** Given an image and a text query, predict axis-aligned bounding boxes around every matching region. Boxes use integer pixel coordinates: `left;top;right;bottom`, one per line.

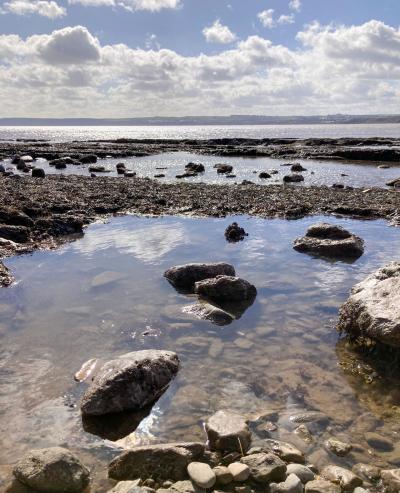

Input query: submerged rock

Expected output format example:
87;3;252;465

293;223;364;259
337;262;400;347
108;443;205;482
182;303;234;326
185;163;205;173
286;464;315;484
80;350;180;416
224;222;248;243
205;410;252;453
321;465;362;491
381;469;400;492
325;438;352;457
13;447;90;493
164;262;235;293
262;440;305;464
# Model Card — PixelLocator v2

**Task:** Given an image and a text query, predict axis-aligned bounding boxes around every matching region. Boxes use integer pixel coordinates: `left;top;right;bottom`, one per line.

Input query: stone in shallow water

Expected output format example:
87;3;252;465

283;174;304;183
381;469;400;492
108;443;205;482
13;447;90;493
321;465;362;491
240;453;286;483
187;462;216;489
263;440;305;464
352;463;381;483
364;432;394;451
325;438;352;457
270;473;303;493
164;262;235;293
213;466;233;485
227;462;250;482
182;303;234;326
80;350;180;416
337;262;400;347
286;464;315;484
305;479;341;493
0;261;13;287
205;410;252;453
91;271;125;288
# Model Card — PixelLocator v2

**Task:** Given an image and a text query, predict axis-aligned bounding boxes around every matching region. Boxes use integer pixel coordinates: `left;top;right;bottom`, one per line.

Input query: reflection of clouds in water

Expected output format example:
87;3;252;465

72;222;189;263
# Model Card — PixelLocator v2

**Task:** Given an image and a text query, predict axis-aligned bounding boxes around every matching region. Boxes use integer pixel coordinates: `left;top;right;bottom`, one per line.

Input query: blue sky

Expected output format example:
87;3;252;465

0;0;400;117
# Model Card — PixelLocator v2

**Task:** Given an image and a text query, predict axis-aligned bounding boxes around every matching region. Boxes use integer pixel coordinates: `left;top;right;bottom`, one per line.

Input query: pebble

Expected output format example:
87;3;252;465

270;473;303;493
286;464;315;484
325;438;353;457
228;462;250;482
305;479;341;493
321;465;363;491
187;462;216;489
213;466;233;485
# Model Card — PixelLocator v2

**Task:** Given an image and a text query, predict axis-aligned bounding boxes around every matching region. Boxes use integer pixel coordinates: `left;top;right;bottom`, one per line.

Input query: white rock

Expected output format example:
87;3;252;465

187;462;216;489
228;462;250;482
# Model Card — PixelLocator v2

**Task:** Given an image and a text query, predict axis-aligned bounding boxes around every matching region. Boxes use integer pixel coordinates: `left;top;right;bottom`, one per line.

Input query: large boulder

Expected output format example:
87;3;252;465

205;410;252;453
337;262;400;347
293;223;364;259
108;443;205;482
194;276;257;305
13;447;90;493
164;263;235;293
80;350;180;416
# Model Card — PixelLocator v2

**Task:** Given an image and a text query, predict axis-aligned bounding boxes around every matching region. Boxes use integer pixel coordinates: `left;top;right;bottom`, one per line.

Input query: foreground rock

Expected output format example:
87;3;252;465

80;350;180;415
13;447;90;493
305;479;341;492
107;481;153;493
164;263;235;293
195;276;257;304
337;262;400;347
205;410;252;453
270;473;303;493
224;222;248;242
240;453;286;483
381;469;400;492
182;303;234;326
0;260;13;287
109;443;205;481
187;462;216;488
293;223;364;259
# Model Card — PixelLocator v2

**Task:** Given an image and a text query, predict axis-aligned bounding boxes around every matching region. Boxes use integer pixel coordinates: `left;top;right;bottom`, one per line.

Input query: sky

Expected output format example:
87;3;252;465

0;0;399;117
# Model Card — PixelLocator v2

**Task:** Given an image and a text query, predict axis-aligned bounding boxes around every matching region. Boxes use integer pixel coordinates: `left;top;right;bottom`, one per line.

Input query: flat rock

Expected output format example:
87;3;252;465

91;271;125;288
325;438;352;457
263;440;305;464
364;432;394;451
187;462;216;489
13;447;90;493
283;174;304;183
164;263;235;293
337;262;400;347
109;443;205;482
321;465;362;491
80;350;179;416
305;479;341;493
286;464;315;484
293;223;364;259
227;462;250;482
205;410;252;453
240;453;286;483
270;473;303;493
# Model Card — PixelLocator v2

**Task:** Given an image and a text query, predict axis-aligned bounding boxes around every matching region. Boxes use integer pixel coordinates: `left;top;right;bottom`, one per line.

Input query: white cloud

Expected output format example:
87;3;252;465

203;20;236;44
68;0;181;11
2;20;400;117
289;0;301;12
258;9;275;28
278;14;295;25
3;0;66;18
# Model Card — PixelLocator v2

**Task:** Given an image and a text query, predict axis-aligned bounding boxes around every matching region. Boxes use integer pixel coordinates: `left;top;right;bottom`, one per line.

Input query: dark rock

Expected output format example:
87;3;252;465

117;167;127;174
164;262;235;293
49;157;79;167
337;262;400;347
0;261;13;287
16;159;28;170
116;163;126;170
215;164;233;174
240;453;286;483
79;154;97;164
0;208;33;227
13;447;90;493
11;155;21;164
0;224;29;243
224;222;248;242
290;164;307;172
283;174;304;183
124;172;137;177
205;410;252;453
259;172;271;179
293;223;364;259
154;174;165;178
176;172;196;179
55;161;67;169
80;350;180;416
108;443;205;482
185;163;205;173
332;183;345;189
183;303;234;326
88;166;108;173
387;178;400;187
0;164;5;173
194;275;257;304
32;168;45;178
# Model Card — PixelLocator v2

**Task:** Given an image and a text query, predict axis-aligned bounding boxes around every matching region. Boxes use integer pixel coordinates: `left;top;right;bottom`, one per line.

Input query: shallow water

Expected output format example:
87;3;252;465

2;123;400;142
1;215;400;491
5;151;400;189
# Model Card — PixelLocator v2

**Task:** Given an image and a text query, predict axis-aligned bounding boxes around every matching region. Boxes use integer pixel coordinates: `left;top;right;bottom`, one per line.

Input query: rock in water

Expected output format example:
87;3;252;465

74;358;100;382
13;447;90;493
381;469;400;492
0;261;13;287
108;443;205;482
224;222;248;242
293;223;364;259
185;163;205;173
205;410;252;453
270;473;303;493
80;350;180;416
321;465;362;491
182;303;234;326
32;168;45;178
283;174;304;183
337;262;400;347
240;453;286;483
194;276;257;304
164;263;235;293
305;479;341;493
187;462;216;488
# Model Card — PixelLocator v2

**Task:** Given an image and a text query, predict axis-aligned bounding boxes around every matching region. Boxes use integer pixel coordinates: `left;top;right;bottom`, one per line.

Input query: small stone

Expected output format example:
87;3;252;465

235;486;251;493
286;464;315;484
305;479;341;493
213;466;233;485
240;453;286;483
321;465;362;491
263;440;305;464
228;463;250;482
270;473;303;493
381;469;400;492
352;463;381;482
353;488;368;493
365;432;394;451
32;168;45;178
325;438;352;457
187;462;216;489
294;425;313;443
205;410;252;453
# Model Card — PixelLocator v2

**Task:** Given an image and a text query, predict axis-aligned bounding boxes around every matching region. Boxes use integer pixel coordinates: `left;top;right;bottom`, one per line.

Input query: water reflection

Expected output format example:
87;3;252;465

1;214;400;491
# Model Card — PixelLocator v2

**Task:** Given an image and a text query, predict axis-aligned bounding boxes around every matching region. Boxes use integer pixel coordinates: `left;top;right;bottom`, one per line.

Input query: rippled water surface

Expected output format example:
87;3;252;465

1;215;400;491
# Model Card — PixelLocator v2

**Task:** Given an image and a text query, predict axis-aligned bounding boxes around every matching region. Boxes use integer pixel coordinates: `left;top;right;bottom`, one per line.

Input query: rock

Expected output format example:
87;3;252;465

89;166;107;173
91;271;125;288
213;466;233;485
283;174;304;183
337;262;400;347
387;177;400;187
228;463;250;482
183;303;234;326
293;223;364;259
263;440;305;464
291;164;307;172
49;157;79;167
259;172;271;179
164;262;235;293
107;481;151;493
108;443;205;482
74;358;100;382
352;463;381;483
305;479;341;493
205;410;252;453
116;162;126;169
0;164;5;173
234;486;251;493
286;464;315;484
0;224;29;243
13;447;90;493
154;174;165;178
325;438;352;457
225;222;248;242
294;425;313;443
80;154;97;164
0;208;33;227
11;155;21;164
289;411;329;426
32;168;45;178
381;469;400;492
240;453;286;483
185;163;205;173
270;473;303;493
332;183;345;189
353;488;368;493
176;172;196;179
159;480;202;493
80;350;180;416
16;159;28;170
124;171;136;177
195;276;257;304
321;465;362;491
0;261;13;287
187;462;216;489
215;164;233;174
364;432;394;451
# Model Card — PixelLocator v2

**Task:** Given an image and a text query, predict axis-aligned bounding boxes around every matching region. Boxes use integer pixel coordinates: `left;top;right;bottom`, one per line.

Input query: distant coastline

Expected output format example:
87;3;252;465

1;114;400;126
